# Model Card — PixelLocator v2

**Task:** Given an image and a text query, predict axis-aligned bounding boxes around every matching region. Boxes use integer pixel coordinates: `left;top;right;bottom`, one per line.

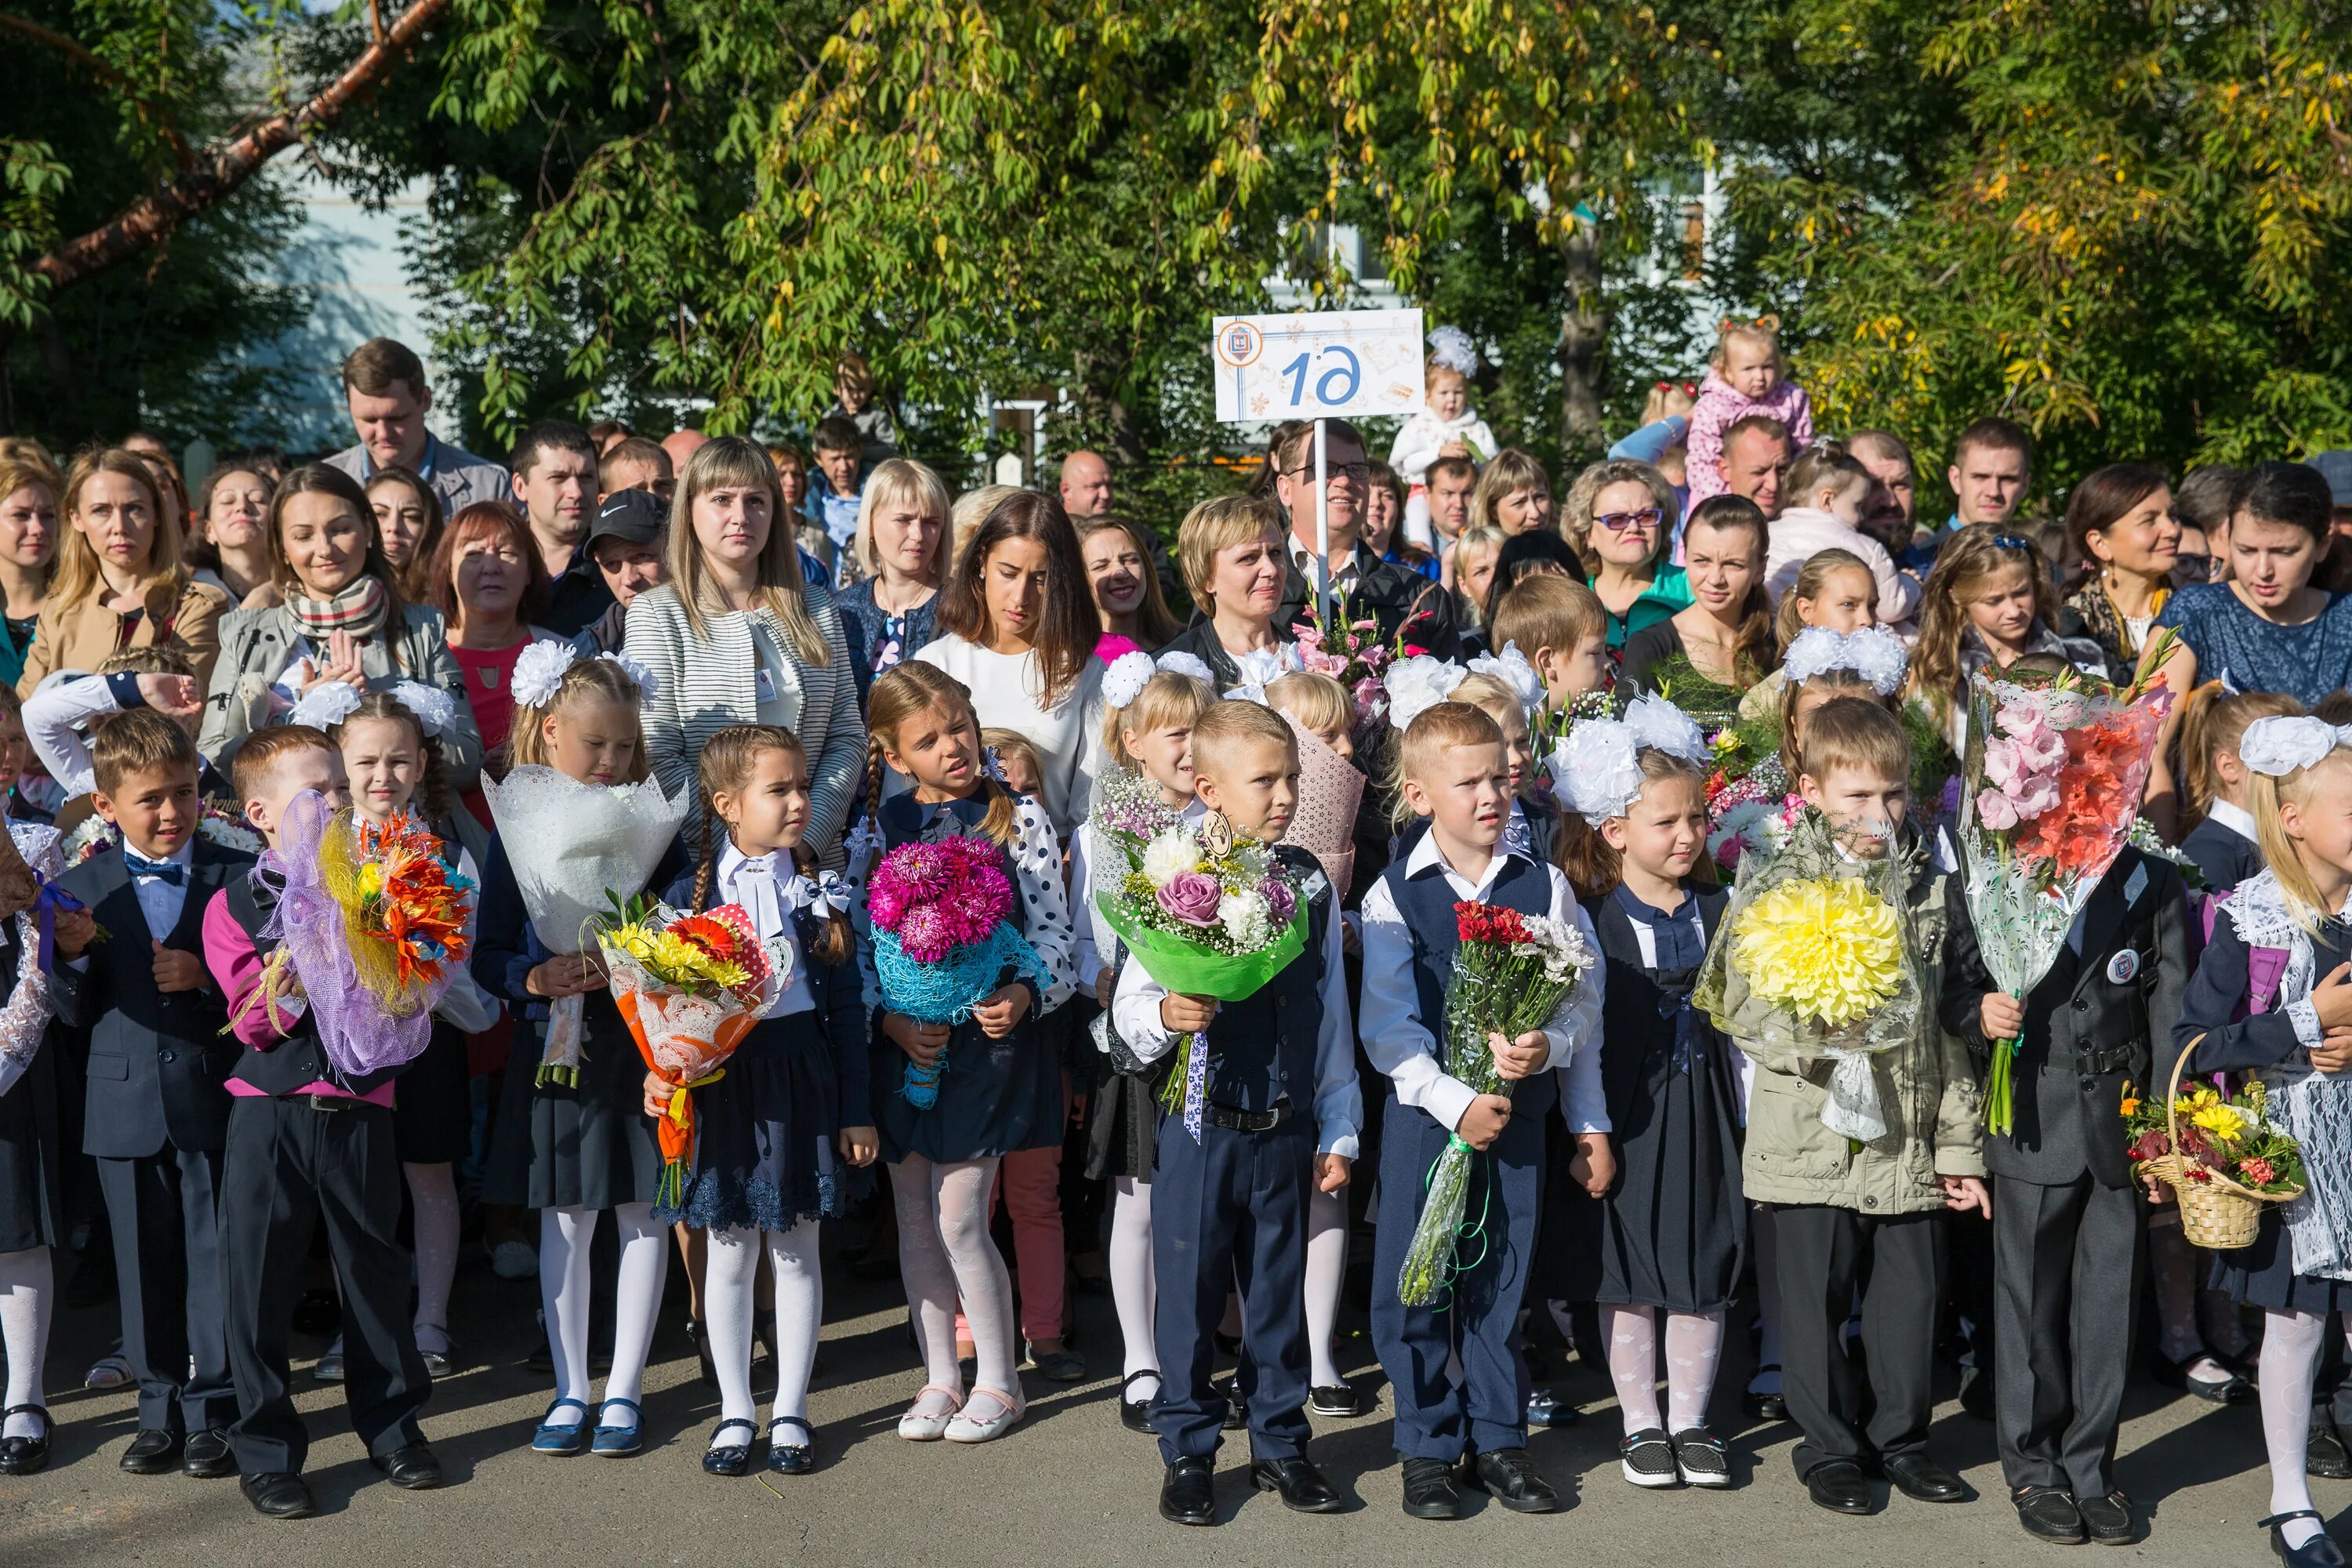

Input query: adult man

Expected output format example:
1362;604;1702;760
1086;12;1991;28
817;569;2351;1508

1848;430;1920;556
660;428;707;472
2310;450;2352;540
1904;418;2034;570
571;488;670;655
323;339;506;516
1058;450;1114;519
1271;420;1459;659
804;416;866;557
1425;455;1477;556
510;420;610;637
597;437;673;506
1718;416;1791;518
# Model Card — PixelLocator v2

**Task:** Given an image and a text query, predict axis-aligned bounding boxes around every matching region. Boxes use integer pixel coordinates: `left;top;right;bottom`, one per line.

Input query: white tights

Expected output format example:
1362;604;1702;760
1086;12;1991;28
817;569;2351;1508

1109;1178;1157;1395
0;1247;49;1439
703;1219;822;1449
1305;1187;1348;1388
2259;1308;2352;1549
539;1203;669;1428
894;1155;1016;1414
404;1162;460;1353
1604;1305;1727;1436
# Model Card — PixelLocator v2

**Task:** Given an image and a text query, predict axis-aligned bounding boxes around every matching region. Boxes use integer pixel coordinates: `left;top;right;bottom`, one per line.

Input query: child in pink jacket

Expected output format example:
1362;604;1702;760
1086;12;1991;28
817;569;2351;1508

1685;316;1813;503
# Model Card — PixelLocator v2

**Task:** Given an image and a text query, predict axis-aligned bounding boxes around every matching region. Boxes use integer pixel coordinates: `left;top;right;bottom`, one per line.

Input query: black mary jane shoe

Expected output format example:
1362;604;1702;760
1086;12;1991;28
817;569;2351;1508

1803;1459;1874;1515
767;1417;815;1476
1741;1367;1787;1423
1462;1447;1559;1514
241;1471;318;1520
1400;1456;1461;1520
1120;1371;1160;1433
2076;1489;2136;1546
0;1405;52;1475
2152;1348;2254;1405
702;1419;758;1478
1160;1455;1217;1526
2013;1485;2086;1544
1249;1454;1345;1513
1309;1381;1364;1419
120;1428;183;1475
183;1428;237;1479
2263;1510;2351;1568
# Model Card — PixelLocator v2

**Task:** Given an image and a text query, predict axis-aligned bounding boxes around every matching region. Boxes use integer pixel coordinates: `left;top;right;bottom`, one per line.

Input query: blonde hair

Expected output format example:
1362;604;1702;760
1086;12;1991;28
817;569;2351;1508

2252;746;2352;932
1396;700;1503;802
949;483;1019;571
1102;670;1215;769
1451;671;1525;737
1469;449;1552;534
1490;574;1607;663
1176;494;1285;607
0;450;59;517
1265;670;1354;741
1778;665;1898;779
852;457;951;578
666;436;831;665
1784;441;1872;510
1797;696;1912;785
56;448;185;612
506;655;651;782
1710;314;1783;373
1189;697;1298;781
1560;459;1679;577
862;662;1018;853
1776;547;1878;650
980;728;1045;790
1557;749;1711;899
2178;682;2304;832
1451;524;1504;630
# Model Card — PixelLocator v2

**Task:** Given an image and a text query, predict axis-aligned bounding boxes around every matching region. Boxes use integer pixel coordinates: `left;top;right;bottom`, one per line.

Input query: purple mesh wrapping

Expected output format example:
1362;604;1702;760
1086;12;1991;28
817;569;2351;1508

264;790;441;1078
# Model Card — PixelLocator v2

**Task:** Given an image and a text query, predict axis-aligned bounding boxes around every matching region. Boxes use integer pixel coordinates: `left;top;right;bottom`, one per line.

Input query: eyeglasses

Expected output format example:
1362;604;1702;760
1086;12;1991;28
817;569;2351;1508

2172;553;2220;583
1597;508;1664;533
1282;462;1373;484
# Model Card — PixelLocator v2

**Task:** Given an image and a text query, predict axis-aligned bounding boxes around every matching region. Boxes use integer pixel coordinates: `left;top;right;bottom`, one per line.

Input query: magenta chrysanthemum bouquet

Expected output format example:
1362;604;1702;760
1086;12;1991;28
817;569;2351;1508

866;835;1051;1108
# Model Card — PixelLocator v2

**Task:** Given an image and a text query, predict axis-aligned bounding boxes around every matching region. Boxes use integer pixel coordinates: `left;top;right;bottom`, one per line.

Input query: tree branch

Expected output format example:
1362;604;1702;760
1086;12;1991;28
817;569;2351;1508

0;13;194;168
28;0;451;295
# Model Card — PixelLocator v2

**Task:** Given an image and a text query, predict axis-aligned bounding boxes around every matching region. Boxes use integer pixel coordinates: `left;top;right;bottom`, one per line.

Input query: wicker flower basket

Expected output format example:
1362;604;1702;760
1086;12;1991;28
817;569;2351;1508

2142;1046;2303;1251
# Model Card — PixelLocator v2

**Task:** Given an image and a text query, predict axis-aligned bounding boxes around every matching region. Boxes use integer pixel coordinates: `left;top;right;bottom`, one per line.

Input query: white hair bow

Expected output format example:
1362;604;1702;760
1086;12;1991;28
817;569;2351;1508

1621;695;1711;764
2240;716;2352;778
289;681;362;731
1383;654;1468;732
1550;719;1645;822
1225;644;1301;706
1101;651;1159;711
510;641;579;709
389;681;461;739
1467;641;1545;716
1427;325;1481;378
1154;650;1215;685
599;651;660;703
1782;625;1908;696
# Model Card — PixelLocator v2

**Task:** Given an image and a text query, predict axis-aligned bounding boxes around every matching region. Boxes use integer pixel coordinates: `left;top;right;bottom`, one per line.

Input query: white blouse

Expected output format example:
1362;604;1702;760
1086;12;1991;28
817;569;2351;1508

913;636;1106;840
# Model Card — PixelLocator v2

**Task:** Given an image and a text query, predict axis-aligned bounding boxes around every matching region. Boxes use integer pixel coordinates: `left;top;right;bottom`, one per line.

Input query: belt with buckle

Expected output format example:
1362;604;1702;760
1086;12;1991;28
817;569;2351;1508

1203;1101;1290;1133
304;1093;356;1112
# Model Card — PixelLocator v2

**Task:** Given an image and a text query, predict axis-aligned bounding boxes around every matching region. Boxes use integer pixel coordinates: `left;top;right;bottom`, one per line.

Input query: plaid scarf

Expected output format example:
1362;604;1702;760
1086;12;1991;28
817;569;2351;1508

284;576;390;641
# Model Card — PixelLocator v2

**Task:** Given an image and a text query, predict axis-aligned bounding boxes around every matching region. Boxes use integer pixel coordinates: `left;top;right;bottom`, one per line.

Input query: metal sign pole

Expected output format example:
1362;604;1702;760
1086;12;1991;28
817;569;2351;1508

1313;416;1332;628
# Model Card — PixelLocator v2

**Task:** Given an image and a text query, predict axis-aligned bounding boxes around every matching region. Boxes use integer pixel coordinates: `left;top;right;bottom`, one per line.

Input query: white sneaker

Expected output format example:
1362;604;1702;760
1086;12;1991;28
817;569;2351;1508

490;1240;539;1280
897;1385;963;1441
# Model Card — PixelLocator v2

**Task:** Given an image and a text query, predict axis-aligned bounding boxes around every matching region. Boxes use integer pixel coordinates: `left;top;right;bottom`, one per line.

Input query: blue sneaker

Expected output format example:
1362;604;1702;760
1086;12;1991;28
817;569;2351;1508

591;1397;643;1457
1526;1388;1579;1428
532;1398;590;1455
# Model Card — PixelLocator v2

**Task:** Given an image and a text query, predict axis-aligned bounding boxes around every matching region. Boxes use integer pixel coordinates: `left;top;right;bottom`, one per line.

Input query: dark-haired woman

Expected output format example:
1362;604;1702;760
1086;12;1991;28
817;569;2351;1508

2057;463;2180;679
1617;495;1778;702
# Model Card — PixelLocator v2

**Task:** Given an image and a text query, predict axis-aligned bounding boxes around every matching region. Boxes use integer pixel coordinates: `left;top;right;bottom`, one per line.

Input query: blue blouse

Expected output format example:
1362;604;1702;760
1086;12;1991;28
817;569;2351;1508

2154;583;2352;709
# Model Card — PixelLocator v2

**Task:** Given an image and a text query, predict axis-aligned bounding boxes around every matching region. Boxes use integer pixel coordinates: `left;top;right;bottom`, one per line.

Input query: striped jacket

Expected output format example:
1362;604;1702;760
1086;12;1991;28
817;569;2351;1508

623;582;866;867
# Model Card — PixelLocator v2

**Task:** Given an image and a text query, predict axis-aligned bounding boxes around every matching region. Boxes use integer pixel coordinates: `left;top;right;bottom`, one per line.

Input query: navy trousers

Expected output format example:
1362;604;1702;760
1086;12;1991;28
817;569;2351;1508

1370;1080;1550;1461
1149;1109;1315;1465
96;1145;234;1433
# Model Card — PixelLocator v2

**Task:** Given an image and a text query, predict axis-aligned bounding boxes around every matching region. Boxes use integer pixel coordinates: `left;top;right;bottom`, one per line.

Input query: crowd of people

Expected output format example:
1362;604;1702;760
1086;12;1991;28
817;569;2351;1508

2;321;2352;1562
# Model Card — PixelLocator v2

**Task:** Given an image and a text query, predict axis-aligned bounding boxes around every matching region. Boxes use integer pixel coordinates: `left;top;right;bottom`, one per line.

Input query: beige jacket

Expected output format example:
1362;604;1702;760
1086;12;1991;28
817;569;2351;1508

16;576;233;699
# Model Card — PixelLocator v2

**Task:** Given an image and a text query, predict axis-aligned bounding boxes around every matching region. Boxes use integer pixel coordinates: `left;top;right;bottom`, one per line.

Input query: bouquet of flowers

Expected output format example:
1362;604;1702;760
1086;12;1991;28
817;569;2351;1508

1695;806;1930;1142
0;822;70;1099
64;802;261;866
482;766;689;1087
1293;582;1437;739
1959;639;2176;1134
1091;808;1308;1142
1396;899;1594;1306
247;792;475;1078
866;834;1051;1107
1700;711;1792;872
2126;1069;2305;1248
596;895;775;1210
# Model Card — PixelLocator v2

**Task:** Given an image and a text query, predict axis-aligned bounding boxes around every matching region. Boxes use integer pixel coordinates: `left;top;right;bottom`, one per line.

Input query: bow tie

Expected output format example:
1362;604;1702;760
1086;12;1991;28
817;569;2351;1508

123;851;185;885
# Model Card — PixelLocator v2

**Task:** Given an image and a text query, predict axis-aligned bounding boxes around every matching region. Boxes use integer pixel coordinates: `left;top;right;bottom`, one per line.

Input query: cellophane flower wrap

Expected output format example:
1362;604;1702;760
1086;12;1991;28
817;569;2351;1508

1091;804;1309;1142
866;834;1051;1107
596;895;775;1210
482;766;689;1087
1694;805;1931;1142
1396;900;1593;1307
1081;768;1183;1076
1958;643;2175;1134
254;791;474;1079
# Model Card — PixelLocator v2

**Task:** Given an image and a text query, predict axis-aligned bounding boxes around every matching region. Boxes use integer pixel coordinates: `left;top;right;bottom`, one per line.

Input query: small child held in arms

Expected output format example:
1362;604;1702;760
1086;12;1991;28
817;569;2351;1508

1685;317;1814;504
1390;327;1498;552
1763;442;1920;624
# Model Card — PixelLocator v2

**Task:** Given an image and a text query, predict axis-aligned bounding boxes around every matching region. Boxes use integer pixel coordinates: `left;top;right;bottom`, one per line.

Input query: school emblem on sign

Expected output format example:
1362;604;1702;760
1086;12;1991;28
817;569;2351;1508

1214;320;1264;370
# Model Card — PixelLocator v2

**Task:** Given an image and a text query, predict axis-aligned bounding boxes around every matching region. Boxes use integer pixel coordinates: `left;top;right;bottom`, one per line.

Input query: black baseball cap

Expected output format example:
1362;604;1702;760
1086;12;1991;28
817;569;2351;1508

588;488;666;549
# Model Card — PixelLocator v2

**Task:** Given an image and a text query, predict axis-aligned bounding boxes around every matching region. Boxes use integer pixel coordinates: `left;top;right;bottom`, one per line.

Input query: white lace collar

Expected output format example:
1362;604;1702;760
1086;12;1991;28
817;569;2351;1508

2225;869;2306;953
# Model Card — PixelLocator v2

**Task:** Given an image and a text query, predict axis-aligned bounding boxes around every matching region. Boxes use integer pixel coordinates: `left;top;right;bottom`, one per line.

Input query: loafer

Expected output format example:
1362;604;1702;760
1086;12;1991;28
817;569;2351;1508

2263;1509;2350;1567
1160;1455;1217;1526
702;1419;757;1477
1621;1428;1680;1489
1465;1447;1558;1513
1120;1371;1159;1433
1804;1459;1875;1515
369;1443;443;1490
1884;1452;1968;1503
2313;1420;2352;1480
240;1470;317;1519
183;1428;237;1479
2014;1485;2086;1544
0;1405;52;1476
1673;1427;1731;1488
2077;1489;2136;1545
1309;1382;1364;1418
120;1428;183;1475
1024;1341;1087;1383
590;1397;642;1457
767;1417;815;1475
1400;1455;1461;1519
1249;1454;1345;1513
532;1397;590;1456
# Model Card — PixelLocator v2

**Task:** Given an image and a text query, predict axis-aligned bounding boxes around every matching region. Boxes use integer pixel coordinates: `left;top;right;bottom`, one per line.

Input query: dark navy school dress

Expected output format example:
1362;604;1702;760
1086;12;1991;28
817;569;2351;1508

650;865;871;1231
0;918;63;1254
474;832;689;1210
392;836;487;1167
869;791;1072;1167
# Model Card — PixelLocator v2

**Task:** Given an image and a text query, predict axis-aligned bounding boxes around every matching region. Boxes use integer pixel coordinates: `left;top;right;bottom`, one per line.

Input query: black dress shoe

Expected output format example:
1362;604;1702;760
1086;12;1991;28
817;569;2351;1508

1160;1456;1217;1526
1250;1454;1345;1512
1213;1374;1247;1431
120;1428;183;1475
1741;1372;1787;1422
2314;1419;2352;1479
241;1471;318;1519
1464;1447;1559;1513
0;1405;51;1475
2077;1489;2136;1544
2153;1350;2255;1405
1804;1459;1875;1515
1120;1371;1158;1433
1400;1456;1461;1519
369;1443;444;1490
2263;1509;2350;1567
2014;1485;2087;1544
1883;1452;1967;1503
183;1428;237;1479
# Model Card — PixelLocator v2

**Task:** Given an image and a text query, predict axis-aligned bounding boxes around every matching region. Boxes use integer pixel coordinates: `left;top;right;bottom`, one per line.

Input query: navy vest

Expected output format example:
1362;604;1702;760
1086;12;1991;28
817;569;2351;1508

1200;844;1330;1114
224;871;405;1098
1379;848;1560;1116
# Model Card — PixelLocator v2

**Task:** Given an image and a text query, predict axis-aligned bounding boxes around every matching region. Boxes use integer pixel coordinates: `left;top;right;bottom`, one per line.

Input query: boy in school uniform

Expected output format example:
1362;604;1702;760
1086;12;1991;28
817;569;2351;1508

1359;701;1608;1520
1111;699;1361;1526
52;710;252;1479
201;727;441;1519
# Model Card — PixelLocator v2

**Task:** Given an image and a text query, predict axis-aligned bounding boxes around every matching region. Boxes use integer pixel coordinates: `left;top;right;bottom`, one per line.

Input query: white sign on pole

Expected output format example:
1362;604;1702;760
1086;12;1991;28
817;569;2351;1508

1210;308;1425;424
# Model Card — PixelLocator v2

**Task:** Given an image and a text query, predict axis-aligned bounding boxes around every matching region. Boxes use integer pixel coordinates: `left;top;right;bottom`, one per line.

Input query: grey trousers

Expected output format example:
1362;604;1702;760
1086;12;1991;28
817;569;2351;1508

1992;1172;2141;1496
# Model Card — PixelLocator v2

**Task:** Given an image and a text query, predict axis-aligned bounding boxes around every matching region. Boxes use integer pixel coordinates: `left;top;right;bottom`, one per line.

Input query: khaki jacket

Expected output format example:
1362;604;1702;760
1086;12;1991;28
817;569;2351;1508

16;576;232;699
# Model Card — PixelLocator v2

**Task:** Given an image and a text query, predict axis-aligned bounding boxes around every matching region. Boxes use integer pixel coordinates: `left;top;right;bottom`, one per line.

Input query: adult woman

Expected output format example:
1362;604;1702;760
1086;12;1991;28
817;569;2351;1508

189;463;276;608
1479;530;1584;633
121;434;190;545
17;448;229;698
2059;463;2180;677
1561;458;1690;649
915;489;1104;837
836;457;949;691
1472;448;1555;537
1156;495;1294;694
368;465;448;602
1617;494;1777;701
626;435;862;858
0;452;59;691
1451;523;1507;655
2144;461;2352;823
428;501;554;829
1080;514;1180;663
198;464;480;787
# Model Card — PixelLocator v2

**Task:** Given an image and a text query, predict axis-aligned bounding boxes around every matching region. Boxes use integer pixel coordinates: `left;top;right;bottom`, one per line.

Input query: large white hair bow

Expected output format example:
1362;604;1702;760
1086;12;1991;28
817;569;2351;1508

289;681;362;731
1550;719;1644;822
1782;625;1908;696
2241;716;2352;778
510;641;579;709
1467;641;1545;715
1383;654;1468;732
389;681;461;739
1621;694;1711;763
